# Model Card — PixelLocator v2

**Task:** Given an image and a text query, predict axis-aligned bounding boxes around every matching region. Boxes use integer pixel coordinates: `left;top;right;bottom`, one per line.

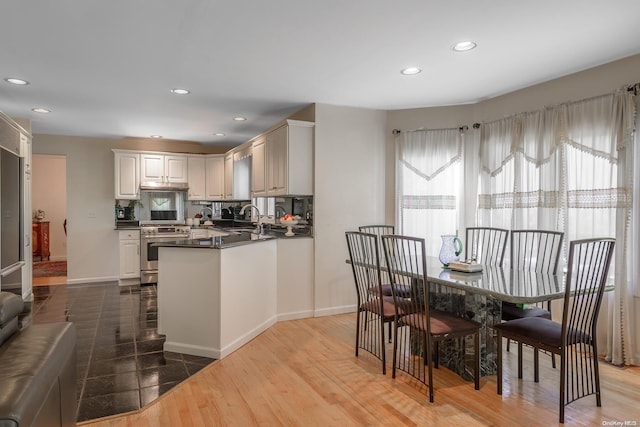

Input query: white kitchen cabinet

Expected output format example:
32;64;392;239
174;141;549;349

205;155;224;200
266;120;314;196
21;133;31;175
21;132;33;299
114;151;140;199
224;153;233;199
251;136;266;197
140;153;188;185
118;230;140;280
187;156;206;200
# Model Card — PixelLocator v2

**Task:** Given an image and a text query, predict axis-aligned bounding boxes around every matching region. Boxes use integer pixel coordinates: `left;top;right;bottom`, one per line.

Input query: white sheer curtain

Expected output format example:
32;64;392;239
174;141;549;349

396;128;463;257
477;91;637;365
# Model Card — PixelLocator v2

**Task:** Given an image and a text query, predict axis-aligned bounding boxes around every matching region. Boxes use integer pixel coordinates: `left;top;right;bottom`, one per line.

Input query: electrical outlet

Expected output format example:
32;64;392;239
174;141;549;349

88;211;96;218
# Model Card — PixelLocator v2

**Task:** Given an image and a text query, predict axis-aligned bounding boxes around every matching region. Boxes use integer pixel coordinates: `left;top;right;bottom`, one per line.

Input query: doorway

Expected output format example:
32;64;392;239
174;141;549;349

32;154;67;286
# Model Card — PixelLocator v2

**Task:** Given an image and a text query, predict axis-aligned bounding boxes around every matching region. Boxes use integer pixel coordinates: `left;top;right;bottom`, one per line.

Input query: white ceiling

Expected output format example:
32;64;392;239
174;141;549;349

1;0;640;146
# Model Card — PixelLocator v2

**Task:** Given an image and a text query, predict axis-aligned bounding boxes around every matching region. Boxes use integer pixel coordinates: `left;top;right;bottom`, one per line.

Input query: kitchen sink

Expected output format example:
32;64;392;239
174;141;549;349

227;227;259;233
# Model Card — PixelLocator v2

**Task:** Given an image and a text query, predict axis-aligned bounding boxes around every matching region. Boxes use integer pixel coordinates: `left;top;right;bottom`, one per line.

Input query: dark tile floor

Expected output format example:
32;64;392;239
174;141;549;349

28;282;216;422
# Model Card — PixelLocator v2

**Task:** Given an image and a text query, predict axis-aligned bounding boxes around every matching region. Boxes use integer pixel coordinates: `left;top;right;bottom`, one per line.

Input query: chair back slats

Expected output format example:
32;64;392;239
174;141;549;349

381;235;431;382
345;231;386;365
561;238;615;405
359;225;394;272
511;230;564;273
466;227;509;266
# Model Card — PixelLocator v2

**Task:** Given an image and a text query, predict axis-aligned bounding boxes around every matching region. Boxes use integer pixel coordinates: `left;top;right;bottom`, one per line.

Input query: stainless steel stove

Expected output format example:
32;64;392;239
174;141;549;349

140;224;190;284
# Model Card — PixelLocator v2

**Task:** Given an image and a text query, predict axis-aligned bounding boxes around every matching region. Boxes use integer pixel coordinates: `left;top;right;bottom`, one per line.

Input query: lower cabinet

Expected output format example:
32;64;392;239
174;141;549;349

118;230;140;280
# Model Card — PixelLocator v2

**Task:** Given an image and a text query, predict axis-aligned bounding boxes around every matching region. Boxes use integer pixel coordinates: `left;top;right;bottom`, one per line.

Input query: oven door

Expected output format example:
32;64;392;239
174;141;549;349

140;235;187;284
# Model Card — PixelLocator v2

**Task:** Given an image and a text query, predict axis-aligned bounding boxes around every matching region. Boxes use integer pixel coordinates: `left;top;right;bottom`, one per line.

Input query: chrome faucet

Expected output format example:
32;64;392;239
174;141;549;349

239;204;263;234
275;205;287;218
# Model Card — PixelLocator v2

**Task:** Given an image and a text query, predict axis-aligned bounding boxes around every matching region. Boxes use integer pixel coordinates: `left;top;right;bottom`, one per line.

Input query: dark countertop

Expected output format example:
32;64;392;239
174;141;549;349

152;231;276;249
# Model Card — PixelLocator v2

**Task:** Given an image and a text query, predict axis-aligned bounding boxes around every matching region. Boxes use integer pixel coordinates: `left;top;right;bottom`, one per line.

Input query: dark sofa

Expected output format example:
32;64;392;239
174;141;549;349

0;292;77;427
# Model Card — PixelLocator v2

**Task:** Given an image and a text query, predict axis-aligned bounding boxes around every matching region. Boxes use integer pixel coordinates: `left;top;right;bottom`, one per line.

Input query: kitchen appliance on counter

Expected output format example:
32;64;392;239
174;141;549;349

140;224;190;284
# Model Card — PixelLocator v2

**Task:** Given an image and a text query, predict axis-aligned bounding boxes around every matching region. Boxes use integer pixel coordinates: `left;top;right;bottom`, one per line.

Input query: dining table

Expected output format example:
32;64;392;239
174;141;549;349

347;255;613;379
422;256;561;378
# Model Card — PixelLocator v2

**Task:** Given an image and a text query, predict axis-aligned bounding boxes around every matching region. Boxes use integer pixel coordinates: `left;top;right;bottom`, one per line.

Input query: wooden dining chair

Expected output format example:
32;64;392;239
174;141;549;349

495;238;615;423
465;227;509;266
345;231;395;374
381;234;481;402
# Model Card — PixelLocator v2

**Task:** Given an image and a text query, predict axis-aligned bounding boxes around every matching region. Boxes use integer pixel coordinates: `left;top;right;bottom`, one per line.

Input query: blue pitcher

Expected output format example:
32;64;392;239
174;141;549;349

439;235;463;267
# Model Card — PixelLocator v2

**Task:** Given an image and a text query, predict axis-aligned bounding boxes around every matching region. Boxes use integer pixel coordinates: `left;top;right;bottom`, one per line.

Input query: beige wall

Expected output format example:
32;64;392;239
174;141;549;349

32;154;67;261
313;103;387;316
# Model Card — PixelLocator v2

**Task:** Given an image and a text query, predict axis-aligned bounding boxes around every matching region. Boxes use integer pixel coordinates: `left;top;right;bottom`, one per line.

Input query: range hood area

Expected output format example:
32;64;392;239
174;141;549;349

139;182;189;191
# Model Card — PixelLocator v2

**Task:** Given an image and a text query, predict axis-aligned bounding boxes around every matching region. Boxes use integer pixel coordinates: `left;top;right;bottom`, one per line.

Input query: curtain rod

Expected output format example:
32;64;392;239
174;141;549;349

392;125;468;135
393;83;638;134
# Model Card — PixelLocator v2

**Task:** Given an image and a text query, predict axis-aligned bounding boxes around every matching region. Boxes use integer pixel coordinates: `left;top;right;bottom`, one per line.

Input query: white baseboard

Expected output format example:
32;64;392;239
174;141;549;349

66;276;119;285
314;304;357;317
118;278;140;286
219;315;278;359
277;310;314;322
164;341;219;359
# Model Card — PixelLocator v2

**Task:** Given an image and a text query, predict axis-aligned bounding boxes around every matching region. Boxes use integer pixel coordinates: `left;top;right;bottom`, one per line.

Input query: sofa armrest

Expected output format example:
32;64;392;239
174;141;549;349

0;292;23;345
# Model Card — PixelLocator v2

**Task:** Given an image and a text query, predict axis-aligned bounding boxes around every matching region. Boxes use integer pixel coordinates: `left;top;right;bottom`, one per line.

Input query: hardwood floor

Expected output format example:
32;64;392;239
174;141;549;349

32;275;67;286
78;313;640;426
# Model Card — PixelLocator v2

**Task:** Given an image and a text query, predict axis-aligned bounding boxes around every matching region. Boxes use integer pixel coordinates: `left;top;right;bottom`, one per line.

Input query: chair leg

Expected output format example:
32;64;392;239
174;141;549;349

517;342;523;379
474;331;480;390
593;341;602;407
426;335;434;403
392;322;398;379
380;317;386;376
551;353;556;369
533;348;539;383
355;310;361;357
434;341;439;369
497;332;503;395
559;352;566;424
506;337;510;352
388;321;392;343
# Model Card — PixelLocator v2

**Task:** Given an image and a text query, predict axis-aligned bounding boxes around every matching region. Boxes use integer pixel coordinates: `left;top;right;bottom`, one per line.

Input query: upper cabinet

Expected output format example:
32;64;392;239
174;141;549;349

114;150;140;199
111;118;313;202
224;153;234;199
20;133;31;175
205;155;225;200
265;120;314;196
187;156;206;200
251;136;266;197
232;142;252;200
140;153;187;185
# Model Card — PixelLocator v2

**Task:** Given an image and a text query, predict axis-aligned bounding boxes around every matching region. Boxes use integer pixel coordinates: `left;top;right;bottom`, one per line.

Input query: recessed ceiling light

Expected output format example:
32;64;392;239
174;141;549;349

233;117;247;121
4;77;29;85
170;88;190;95
401;67;422;76
31;108;50;113
150;135;163;139
214;133;226;136
452;41;477;52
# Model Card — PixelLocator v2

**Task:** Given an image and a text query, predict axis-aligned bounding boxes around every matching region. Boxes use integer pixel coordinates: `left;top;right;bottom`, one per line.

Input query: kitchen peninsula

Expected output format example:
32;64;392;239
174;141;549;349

156;229;313;359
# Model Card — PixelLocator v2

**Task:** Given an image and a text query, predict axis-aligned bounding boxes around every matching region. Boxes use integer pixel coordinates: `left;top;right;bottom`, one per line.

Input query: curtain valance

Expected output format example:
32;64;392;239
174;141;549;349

399;128;461;181
480;91;635;176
